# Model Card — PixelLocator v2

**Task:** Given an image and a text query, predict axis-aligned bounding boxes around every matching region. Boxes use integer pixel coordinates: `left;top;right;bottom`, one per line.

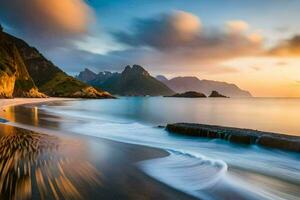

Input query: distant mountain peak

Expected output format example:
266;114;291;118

76;68;97;82
84;68;95;73
156;75;169;82
122;65;150;76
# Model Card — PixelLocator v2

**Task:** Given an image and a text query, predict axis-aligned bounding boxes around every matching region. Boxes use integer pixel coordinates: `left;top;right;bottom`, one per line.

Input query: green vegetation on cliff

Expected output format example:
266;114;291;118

0;30;112;98
41;72;111;98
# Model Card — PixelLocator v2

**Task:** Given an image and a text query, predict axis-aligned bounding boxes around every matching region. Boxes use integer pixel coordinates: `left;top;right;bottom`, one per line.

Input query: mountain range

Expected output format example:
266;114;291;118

157;75;252;97
77;67;252;97
0;28;112;98
76;65;174;96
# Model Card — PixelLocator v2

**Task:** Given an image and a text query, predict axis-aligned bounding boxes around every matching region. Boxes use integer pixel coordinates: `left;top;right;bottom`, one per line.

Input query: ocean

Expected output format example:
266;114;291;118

4;97;300;200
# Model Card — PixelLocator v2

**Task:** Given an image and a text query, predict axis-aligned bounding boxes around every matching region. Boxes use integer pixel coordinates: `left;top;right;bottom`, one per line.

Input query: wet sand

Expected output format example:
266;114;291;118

0;102;196;200
0;98;72;110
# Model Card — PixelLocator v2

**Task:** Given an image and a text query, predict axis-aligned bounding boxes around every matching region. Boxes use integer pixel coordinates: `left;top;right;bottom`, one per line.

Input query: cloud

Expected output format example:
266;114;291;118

48;11;261;75
111;11;263;73
226;20;249;34
113;11;201;49
0;0;93;47
269;35;300;56
47;47;239;75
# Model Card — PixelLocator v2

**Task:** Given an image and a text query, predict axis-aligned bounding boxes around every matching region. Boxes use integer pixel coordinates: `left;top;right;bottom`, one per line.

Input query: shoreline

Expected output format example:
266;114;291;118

0;101;196;200
0;97;74;110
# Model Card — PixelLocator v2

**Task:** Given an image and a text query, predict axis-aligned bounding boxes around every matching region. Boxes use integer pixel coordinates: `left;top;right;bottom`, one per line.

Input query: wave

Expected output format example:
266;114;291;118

138;149;228;199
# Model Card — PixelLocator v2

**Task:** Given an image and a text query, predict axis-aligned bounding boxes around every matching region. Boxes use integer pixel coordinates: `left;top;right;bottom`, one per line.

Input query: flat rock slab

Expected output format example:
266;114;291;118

166;123;300;152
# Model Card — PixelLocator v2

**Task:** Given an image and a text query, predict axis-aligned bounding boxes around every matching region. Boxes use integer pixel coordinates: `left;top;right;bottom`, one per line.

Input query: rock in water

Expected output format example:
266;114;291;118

165;91;206;98
209;91;228;98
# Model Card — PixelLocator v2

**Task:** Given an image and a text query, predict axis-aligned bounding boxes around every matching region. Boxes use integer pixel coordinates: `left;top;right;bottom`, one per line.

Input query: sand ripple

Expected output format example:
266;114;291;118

0;127;101;200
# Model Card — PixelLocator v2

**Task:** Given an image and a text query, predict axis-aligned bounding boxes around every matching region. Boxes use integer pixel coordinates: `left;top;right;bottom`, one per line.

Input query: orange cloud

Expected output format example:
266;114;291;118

269;35;300;56
226;20;249;33
169;11;201;41
0;0;93;46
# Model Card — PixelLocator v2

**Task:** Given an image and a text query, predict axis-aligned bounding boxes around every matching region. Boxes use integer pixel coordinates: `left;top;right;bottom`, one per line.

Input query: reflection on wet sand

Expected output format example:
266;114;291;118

0;103;197;200
0;125;101;200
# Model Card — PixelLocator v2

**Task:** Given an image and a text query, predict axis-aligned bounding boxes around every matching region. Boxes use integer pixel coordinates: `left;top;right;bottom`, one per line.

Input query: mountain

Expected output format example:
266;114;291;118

75;68;97;83
156;75;168;82
0;30;45;98
0;29;113;98
77;65;174;96
157;76;252;97
78;70;120;87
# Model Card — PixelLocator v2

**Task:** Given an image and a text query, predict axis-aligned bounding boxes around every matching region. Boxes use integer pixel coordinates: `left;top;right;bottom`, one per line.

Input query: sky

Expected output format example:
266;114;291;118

1;0;300;97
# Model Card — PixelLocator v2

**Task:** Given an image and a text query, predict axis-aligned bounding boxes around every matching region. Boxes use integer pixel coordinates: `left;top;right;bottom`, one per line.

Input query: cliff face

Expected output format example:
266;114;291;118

0;73;15;98
0;31;113;98
0;32;45;98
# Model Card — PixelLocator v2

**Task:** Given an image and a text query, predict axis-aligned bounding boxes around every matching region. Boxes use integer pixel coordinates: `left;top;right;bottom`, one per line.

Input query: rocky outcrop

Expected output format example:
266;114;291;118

72;86;113;98
165;91;206;98
166;123;300;152
209;91;228;98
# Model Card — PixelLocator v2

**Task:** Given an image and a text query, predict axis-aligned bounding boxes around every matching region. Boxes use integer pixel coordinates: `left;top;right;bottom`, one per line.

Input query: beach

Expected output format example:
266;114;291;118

0;98;73;110
1;97;300;200
0;98;196;200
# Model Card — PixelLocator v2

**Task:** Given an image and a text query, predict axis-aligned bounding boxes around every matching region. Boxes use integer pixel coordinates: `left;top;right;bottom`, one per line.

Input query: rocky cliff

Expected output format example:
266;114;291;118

0;30;113;98
0;30;45;98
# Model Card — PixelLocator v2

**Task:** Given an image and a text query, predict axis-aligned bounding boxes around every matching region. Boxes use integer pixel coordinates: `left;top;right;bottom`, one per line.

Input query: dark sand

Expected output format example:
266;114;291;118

0;105;197;200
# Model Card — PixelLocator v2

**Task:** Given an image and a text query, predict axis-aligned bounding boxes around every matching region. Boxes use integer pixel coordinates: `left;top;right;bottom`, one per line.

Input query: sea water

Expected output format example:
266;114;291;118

6;97;300;200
